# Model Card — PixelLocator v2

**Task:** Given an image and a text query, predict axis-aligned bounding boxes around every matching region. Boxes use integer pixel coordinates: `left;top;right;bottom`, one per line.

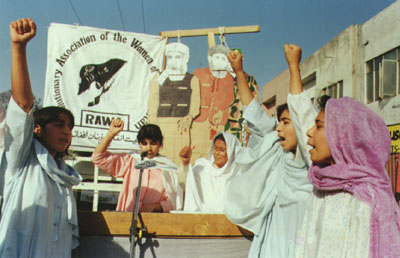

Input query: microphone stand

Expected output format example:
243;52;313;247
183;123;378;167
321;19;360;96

129;151;156;258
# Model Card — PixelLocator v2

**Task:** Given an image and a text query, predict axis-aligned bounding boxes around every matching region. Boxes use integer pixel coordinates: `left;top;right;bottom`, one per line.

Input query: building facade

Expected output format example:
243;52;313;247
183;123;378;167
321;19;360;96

262;1;400;195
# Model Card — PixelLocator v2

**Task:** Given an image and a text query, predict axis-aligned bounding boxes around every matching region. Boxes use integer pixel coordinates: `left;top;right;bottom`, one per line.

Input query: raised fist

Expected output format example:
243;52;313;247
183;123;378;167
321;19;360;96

109;118;124;136
284;44;302;66
10;18;36;45
227;50;244;73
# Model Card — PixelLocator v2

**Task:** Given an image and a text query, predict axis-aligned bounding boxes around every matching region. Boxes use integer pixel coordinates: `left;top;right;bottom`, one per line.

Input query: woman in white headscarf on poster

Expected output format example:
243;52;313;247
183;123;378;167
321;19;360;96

179;132;241;213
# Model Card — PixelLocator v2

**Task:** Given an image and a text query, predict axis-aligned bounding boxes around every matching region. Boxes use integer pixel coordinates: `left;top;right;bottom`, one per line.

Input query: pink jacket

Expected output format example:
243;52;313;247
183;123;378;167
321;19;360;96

91;151;173;212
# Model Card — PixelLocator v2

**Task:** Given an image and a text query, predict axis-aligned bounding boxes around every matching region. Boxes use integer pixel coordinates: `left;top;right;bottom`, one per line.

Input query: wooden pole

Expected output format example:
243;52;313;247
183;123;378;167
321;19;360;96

207;32;216;48
160;25;260;49
159;25;260;38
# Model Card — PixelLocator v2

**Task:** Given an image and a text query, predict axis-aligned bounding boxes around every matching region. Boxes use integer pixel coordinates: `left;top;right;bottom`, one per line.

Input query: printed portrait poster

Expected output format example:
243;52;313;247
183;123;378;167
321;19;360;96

44;23;166;152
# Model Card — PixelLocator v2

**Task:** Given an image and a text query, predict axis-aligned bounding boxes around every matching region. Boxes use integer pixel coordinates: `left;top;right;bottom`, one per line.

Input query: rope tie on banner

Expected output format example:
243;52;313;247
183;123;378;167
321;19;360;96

218;26;229;49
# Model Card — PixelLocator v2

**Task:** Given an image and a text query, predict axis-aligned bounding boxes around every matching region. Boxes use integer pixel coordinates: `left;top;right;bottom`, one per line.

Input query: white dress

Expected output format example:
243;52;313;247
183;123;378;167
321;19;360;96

288;92;371;258
0;98;82;258
184;132;241;212
224;97;315;258
0;104;5;209
0;103;5;156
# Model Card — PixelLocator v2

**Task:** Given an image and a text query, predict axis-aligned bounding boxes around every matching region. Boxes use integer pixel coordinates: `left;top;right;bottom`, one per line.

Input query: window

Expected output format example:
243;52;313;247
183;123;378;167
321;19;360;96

374;56;382;102
263;95;276;110
262;96;276;117
366;47;399;104
323;81;343;99
398;47;400;94
302;72;316;90
366;60;373;103
381;59;397;97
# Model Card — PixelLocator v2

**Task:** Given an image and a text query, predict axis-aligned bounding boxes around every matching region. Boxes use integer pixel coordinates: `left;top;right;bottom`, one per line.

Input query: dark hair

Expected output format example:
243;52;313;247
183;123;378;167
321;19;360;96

276;103;289;121
317;95;331;110
33;106;75;158
213;133;226;144
137;124;163;145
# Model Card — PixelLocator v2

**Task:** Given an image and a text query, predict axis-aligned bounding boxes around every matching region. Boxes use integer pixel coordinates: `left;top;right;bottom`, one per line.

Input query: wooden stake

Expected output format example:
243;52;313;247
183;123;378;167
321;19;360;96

208;32;216;48
159;25;260;38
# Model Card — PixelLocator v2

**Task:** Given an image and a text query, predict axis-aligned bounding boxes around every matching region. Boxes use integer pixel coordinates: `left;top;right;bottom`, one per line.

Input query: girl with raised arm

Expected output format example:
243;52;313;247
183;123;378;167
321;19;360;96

285;44;400;258
223;48;315;258
91;120;183;212
0;18;82;258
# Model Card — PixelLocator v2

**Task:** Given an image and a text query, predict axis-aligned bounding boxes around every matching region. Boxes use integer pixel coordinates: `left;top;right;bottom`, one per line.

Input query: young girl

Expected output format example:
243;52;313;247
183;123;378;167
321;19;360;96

223;49;314;258
286;44;400;257
0;18;82;257
180;132;241;212
91;119;182;212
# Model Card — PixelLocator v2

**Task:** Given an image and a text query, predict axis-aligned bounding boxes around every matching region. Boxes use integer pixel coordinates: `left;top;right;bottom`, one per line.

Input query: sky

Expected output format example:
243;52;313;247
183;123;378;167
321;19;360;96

0;0;397;102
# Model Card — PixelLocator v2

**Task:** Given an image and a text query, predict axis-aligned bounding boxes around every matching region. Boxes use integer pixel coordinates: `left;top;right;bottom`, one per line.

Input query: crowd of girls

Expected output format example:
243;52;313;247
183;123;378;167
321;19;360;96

0;18;398;258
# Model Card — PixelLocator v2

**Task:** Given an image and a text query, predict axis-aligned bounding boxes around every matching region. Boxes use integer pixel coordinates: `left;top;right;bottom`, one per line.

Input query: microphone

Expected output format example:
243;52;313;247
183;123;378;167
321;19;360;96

135;160;156;169
135;151;155;169
141;151;148;159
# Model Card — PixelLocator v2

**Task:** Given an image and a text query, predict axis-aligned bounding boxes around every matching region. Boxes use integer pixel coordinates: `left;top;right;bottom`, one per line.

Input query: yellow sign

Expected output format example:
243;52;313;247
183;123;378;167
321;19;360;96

389;124;400;154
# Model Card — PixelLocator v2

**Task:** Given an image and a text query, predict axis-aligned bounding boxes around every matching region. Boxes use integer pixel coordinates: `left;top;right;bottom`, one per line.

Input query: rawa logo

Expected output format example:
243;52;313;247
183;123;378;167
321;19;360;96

78;58;127;107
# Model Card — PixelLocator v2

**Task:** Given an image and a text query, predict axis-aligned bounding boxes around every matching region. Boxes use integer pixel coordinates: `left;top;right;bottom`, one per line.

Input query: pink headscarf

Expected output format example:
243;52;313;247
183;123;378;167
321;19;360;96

309;97;400;258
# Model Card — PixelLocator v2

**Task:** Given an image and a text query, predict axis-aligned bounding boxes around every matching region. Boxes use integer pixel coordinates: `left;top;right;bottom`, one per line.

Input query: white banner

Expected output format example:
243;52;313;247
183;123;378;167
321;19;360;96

44;23;166;152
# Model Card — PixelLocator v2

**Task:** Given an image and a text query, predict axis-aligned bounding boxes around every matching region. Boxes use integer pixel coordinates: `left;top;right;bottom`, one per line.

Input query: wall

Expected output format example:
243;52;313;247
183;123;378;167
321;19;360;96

261;1;400;126
261;25;361;105
262;69;290;115
362;1;400;125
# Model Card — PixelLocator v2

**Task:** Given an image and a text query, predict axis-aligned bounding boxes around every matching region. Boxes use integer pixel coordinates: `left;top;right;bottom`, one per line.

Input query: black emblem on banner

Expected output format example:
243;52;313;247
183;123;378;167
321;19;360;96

78;58;127;106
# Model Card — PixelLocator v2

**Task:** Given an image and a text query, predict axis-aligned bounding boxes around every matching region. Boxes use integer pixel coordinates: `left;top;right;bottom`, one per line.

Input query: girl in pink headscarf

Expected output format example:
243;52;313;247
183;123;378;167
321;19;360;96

293;89;400;258
285;44;400;258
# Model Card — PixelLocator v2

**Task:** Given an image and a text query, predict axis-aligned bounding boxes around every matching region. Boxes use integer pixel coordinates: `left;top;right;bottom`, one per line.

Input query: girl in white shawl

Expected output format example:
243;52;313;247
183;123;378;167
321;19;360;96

180;132;241;212
0;18;82;258
223;48;315;257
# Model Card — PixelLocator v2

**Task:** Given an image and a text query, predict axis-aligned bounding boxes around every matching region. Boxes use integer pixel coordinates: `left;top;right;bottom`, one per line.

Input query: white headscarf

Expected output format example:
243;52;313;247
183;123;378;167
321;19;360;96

34;140;82;245
157;42;190;85
223;130;312;234
184;132;241;212
206;132;241;177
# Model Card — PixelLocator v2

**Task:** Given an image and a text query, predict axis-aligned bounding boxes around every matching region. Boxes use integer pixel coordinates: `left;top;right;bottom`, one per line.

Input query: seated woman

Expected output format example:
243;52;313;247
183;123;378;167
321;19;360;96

179;132;241;212
286;45;400;257
91;119;183;212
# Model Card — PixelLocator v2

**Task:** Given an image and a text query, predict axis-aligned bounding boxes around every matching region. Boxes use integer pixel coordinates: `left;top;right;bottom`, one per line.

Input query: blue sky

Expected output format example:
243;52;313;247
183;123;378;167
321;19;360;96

0;0;396;101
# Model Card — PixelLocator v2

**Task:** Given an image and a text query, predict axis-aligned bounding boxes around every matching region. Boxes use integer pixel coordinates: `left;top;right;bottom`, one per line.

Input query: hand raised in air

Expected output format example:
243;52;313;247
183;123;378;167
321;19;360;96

108;118;124;136
284;44;302;67
10;18;36;46
227;50;244;74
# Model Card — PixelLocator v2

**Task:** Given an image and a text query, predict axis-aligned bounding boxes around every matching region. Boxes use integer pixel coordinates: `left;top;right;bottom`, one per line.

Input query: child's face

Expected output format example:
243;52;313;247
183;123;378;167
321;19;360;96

276;109;298;153
139;139;161;159
307;110;334;166
213;138;228;168
35;113;72;157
